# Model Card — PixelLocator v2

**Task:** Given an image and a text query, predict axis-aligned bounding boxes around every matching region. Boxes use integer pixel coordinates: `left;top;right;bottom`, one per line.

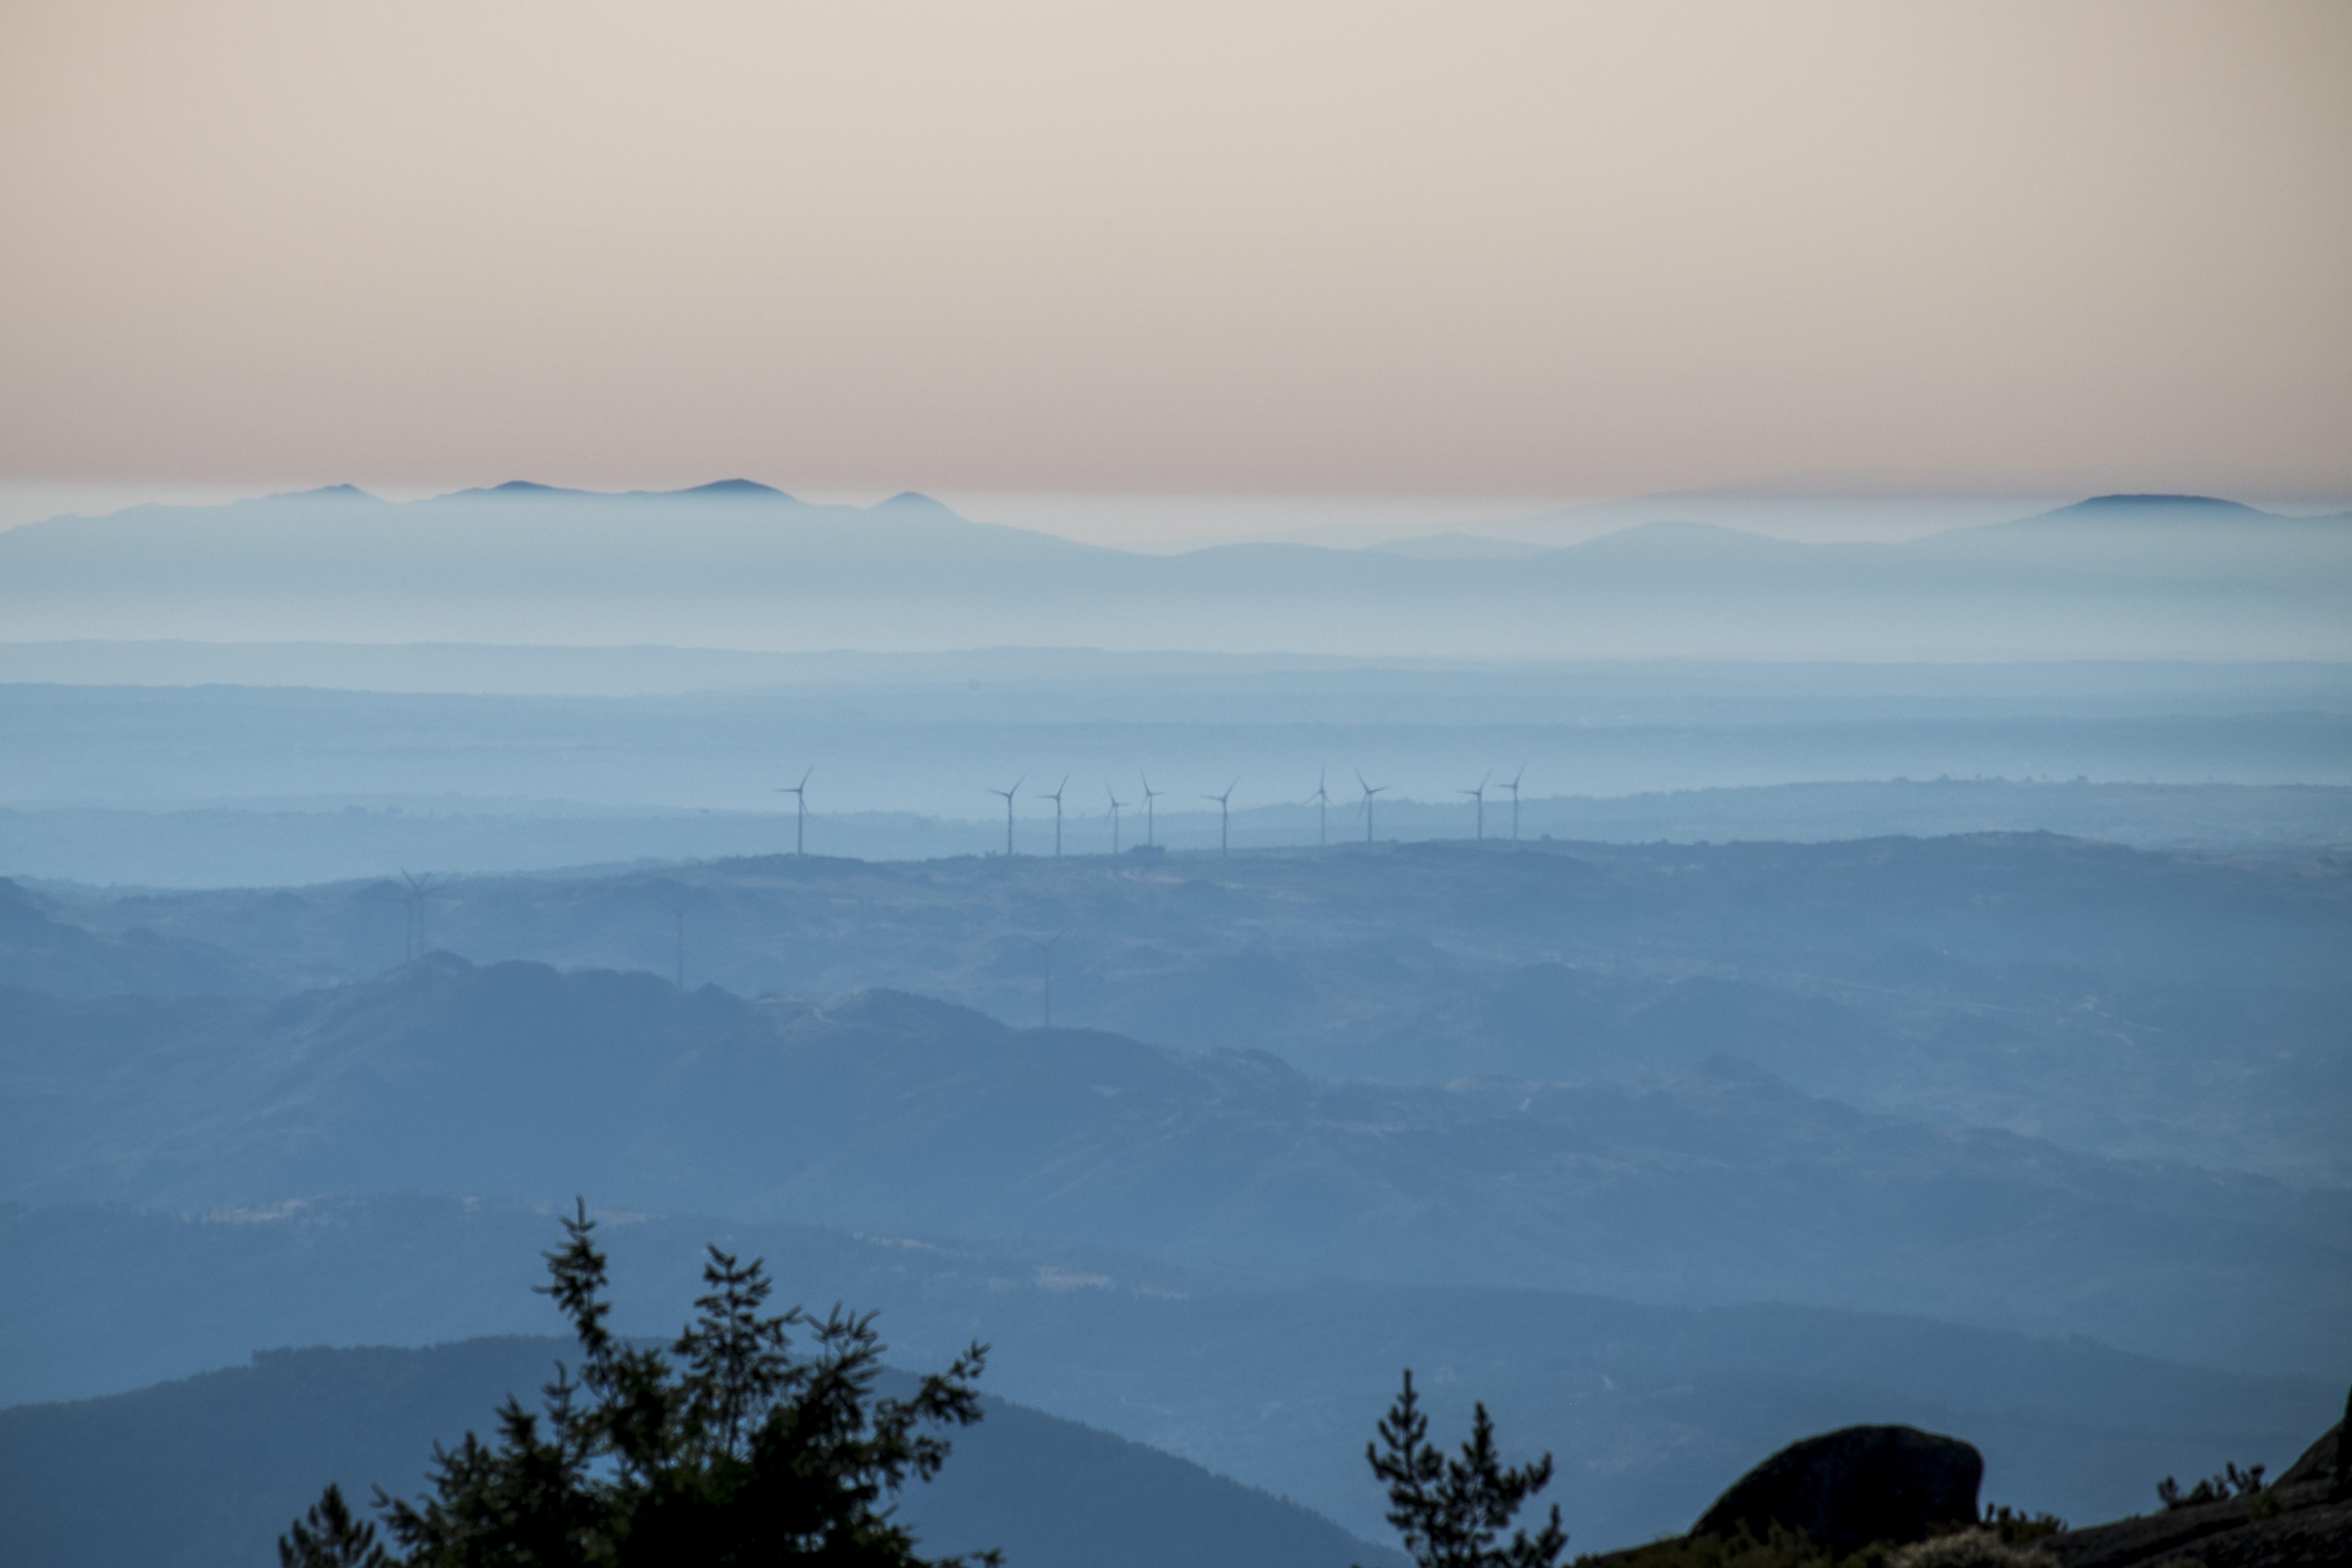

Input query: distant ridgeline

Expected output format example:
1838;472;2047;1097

1;1316;2342;1568
2;828;2348;1553
0;483;2345;655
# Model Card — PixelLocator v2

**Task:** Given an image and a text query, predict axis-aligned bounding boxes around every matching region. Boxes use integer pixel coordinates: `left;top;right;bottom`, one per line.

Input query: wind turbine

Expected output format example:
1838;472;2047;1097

398;869;436;961
1139;773;1163;848
1024;930;1067;1028
776;767;812;854
1354;770;1389;844
1043;775;1069;856
1201;777;1239;857
988;776;1024;856
652;891;686;991
1500;763;1527;843
1105;782;1126;856
1307;768;1330;848
1461;769;1491;841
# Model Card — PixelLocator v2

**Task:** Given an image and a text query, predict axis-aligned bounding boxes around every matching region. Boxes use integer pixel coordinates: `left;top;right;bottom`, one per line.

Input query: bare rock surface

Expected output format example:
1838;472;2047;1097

2039;1493;2352;1568
1690;1423;1983;1554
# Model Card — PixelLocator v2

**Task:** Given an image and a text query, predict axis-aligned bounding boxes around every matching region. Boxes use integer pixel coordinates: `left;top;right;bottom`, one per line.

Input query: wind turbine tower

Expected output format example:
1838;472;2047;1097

988;776;1024;856
1105;783;1126;855
652;893;686;991
1202;777;1239;857
1501;764;1527;843
1462;769;1491;841
1308;768;1330;848
1025;930;1067;1028
1044;775;1069;856
1354;770;1389;845
1140;773;1163;848
777;767;812;855
398;869;436;961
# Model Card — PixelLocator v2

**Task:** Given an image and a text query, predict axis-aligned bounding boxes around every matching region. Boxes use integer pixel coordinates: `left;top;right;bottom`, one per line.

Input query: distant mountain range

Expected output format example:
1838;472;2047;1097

1;484;2344;656
6;954;2344;1372
12;829;2347;1188
4;1195;2338;1551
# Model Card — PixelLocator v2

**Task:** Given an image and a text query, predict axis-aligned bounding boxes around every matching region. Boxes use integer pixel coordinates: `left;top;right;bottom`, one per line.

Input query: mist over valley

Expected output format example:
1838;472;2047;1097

9;7;2351;1556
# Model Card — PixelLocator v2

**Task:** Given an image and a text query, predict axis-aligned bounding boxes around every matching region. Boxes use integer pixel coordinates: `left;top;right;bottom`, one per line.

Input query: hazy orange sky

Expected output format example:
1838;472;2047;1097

2;0;2346;511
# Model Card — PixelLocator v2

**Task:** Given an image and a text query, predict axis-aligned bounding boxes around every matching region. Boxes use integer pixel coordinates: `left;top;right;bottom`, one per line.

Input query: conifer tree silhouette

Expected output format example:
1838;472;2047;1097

280;1199;996;1566
1361;1369;1568;1568
278;1483;392;1568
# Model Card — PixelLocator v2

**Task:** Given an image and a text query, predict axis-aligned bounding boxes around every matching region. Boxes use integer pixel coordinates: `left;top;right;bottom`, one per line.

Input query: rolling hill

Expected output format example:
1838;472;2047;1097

0;1334;1399;1568
5;956;2345;1372
3;1196;2338;1550
23;833;2347;1184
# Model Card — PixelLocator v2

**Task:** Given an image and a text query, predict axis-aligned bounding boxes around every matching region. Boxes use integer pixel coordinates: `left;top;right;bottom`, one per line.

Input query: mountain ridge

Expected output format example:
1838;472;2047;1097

4;482;2345;657
6;954;2343;1372
4;1194;2338;1549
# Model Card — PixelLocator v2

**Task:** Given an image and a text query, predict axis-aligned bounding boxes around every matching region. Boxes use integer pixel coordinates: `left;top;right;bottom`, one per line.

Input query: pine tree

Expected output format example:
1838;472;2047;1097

1361;1369;1568;1568
278;1483;393;1568
282;1199;996;1566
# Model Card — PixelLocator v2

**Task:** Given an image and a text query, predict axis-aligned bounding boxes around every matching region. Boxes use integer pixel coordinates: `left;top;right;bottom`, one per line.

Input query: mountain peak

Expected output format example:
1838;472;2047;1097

670;478;791;500
875;491;953;514
452;480;587;500
262;483;378;504
2042;494;2269;521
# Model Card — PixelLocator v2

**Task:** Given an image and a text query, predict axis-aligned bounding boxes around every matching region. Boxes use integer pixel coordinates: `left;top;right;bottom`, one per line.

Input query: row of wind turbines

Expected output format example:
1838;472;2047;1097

778;765;1533;857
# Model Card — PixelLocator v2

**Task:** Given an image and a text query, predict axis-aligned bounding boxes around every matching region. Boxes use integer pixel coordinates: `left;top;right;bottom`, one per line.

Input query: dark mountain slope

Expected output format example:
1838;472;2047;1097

0;1335;1397;1568
40;832;2349;1182
3;1198;2337;1549
5;961;2344;1369
82;832;2350;1001
0;877;270;997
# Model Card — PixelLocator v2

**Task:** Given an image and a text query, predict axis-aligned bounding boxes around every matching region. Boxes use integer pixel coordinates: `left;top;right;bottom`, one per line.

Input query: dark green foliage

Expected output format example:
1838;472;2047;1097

279;1483;393;1568
0;1334;1393;1568
1364;1369;1568;1568
289;1201;995;1566
1977;1504;2063;1543
2155;1460;2264;1510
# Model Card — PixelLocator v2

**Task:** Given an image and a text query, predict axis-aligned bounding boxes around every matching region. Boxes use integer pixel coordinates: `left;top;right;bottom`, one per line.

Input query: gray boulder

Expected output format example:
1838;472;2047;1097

1693;1423;1983;1553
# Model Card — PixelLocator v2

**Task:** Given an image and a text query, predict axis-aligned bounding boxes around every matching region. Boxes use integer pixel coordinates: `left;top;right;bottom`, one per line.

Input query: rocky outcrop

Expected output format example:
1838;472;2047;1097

1581;1412;2352;1568
2271;1420;2339;1490
2017;1410;2349;1568
1691;1424;1983;1554
2039;1495;2352;1568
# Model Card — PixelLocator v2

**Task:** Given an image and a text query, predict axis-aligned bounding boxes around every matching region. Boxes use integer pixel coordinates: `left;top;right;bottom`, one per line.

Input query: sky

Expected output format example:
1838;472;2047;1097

2;1;2347;544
